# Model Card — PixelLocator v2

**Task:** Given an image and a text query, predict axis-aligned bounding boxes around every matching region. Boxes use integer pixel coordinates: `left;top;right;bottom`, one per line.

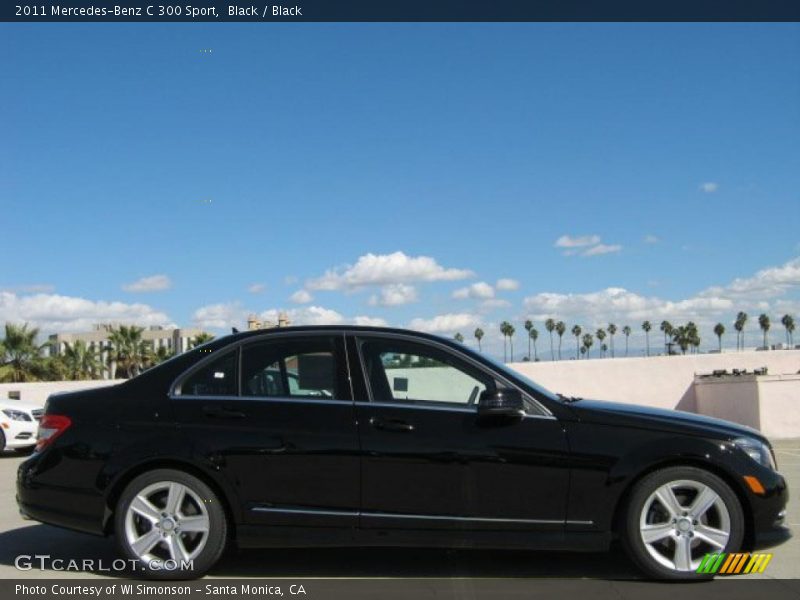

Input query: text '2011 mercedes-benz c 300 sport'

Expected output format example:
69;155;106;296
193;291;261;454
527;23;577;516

17;326;790;579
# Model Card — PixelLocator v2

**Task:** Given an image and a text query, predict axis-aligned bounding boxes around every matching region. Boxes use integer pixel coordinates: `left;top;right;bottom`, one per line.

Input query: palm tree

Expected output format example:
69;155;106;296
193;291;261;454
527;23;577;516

735;312;748;350
545;318;556;361
672;325;690;355
500;321;511;362
642;321;652;356
454;332;464;343
524;320;533;361
107;325;152;378
507;324;516;362
62;340;103;380
660;321;673;354
622;325;631;356
607;323;617;358
555;321;566;360
596;328;607;357
474;328;485;352
571;325;582;359
0;323;46;382
189;332;215;348
781;314;795;347
758;314;771;349
153;345;176;365
686;321;700;354
582;333;594;358
714;323;725;352
529;327;539;361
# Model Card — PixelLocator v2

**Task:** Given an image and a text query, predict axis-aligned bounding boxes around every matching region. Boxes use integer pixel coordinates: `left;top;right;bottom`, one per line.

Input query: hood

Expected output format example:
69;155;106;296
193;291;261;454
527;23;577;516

567;398;766;442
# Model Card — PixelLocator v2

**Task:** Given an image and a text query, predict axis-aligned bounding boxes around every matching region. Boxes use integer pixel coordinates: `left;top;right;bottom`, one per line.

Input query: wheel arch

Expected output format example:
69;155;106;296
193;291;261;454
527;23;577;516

103;458;238;543
610;457;755;550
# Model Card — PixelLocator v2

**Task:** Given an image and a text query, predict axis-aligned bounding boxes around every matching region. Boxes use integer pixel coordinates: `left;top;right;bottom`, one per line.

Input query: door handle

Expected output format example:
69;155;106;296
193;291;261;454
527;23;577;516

202;405;246;419
369;417;414;432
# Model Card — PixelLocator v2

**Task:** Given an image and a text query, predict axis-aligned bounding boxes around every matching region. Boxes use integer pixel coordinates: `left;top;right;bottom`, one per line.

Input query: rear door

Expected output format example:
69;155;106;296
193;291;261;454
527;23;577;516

171;332;359;529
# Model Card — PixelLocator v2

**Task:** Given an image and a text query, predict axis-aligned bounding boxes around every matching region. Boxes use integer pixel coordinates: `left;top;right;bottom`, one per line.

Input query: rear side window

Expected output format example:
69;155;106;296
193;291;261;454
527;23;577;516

241;336;344;400
180;351;238;397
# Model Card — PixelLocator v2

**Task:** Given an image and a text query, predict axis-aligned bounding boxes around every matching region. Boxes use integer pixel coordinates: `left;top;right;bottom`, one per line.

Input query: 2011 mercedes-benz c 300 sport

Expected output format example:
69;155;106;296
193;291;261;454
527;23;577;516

17;326;790;579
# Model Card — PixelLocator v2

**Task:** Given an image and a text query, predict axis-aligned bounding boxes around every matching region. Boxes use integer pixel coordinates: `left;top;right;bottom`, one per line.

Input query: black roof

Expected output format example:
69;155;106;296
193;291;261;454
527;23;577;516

223;325;451;344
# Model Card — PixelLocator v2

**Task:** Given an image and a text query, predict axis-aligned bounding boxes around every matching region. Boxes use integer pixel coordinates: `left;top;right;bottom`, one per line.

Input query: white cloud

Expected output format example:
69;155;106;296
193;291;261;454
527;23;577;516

369;283;418;307
583;243;622;257
408;313;479;334
0;284;56;294
122;274;172;293
306;251;473;291
452;281;495;300
192;302;247;329
554;234;601;249
353;315;389;327
248;283;266;294
699;257;800;300
289;289;313;304
259;306;344;326
496;278;520;291
0;291;172;333
643;234;660;244
480;298;511;311
700;182;719;193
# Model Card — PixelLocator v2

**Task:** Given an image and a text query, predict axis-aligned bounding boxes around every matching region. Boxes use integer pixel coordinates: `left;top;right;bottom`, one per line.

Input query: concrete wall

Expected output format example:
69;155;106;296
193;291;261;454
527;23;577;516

0;380;123;408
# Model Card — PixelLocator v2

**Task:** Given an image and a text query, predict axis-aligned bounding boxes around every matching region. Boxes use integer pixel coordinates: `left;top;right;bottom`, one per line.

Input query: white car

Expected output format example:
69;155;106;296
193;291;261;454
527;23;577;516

0;400;43;453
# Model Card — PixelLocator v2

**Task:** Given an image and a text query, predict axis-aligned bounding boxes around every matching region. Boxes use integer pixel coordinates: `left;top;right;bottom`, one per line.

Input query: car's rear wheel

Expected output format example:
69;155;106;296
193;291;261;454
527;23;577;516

114;469;227;579
621;466;745;580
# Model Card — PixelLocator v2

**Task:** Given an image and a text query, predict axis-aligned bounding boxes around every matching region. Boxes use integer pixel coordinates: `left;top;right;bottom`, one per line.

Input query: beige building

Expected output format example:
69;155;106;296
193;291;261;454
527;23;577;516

48;324;207;379
246;312;291;330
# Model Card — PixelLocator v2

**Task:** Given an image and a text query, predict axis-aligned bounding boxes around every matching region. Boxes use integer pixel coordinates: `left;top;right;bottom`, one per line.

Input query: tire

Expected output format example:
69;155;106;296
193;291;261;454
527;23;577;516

14;446;34;455
114;469;227;579
621;466;745;580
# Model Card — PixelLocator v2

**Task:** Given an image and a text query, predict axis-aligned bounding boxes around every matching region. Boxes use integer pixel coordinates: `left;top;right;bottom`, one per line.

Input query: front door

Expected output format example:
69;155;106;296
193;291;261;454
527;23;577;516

351;333;570;534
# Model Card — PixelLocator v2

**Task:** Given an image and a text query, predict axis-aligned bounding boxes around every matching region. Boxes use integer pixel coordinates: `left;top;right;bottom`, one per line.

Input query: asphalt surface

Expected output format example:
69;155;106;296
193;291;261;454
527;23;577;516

0;440;797;595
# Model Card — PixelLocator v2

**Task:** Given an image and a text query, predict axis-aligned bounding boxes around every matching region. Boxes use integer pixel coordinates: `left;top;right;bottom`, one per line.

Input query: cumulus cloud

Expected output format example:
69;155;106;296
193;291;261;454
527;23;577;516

452;282;495;300
192;302;247;329
353;315;389;327
700;182;719;193
0;284;56;294
306;251;473;291
369;284;418;307
259;306;344;326
555;235;622;257
290;289;313;304
496;278;520;291
122;274;172;293
699;257;800;300
407;313;479;334
248;283;266;294
0;291;172;333
583;243;622;257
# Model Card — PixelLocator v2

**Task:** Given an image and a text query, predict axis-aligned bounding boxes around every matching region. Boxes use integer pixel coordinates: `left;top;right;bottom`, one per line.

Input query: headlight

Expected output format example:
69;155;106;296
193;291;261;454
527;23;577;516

734;437;776;470
1;409;30;421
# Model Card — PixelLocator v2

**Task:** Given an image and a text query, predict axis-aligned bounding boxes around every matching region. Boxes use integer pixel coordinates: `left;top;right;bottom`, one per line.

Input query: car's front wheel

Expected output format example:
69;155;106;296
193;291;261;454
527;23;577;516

114;469;227;579
621;466;745;580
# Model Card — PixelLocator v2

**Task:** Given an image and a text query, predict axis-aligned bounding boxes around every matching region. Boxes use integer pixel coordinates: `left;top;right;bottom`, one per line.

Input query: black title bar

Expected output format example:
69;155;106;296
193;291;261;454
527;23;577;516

4;0;800;22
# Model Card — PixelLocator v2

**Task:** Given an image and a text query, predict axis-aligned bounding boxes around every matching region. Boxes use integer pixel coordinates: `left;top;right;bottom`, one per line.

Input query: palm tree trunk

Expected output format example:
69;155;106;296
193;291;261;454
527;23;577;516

557;337;562;360
528;336;531;362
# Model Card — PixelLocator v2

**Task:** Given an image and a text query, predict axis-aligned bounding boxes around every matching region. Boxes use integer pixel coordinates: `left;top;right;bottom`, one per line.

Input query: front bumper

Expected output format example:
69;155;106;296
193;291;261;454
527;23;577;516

1;419;37;449
749;469;791;550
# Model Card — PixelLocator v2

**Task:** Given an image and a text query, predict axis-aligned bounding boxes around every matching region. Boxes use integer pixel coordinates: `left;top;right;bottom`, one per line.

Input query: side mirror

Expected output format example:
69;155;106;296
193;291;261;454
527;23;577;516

477;388;525;418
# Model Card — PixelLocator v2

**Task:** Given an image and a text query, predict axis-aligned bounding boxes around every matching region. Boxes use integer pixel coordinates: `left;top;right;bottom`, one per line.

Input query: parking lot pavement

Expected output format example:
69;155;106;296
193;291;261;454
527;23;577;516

1;440;797;582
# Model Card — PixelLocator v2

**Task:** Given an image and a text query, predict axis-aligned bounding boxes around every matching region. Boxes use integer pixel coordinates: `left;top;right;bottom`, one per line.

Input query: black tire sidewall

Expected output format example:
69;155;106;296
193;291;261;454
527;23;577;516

622;466;745;580
114;468;227;579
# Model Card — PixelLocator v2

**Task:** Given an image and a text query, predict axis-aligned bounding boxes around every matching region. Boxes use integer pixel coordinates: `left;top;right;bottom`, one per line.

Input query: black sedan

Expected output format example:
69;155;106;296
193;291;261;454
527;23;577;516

17;326;789;579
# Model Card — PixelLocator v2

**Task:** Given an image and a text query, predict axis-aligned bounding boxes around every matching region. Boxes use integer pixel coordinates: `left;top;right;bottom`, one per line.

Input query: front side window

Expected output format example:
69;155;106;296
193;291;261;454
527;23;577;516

360;338;495;406
241;336;342;400
181;350;238;396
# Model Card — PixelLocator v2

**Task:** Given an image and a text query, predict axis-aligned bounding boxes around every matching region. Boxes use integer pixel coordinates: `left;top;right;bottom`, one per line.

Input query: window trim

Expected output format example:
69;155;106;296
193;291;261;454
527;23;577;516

172;346;240;398
353;332;553;418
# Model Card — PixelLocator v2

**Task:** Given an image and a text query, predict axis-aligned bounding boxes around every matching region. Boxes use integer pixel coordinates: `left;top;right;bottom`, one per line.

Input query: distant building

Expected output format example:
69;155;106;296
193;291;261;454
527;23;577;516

48;324;207;379
246;312;291;330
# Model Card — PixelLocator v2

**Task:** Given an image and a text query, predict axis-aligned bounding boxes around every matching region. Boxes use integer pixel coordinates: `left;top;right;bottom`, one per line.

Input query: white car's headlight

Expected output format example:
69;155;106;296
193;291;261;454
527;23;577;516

734;437;776;470
2;409;30;422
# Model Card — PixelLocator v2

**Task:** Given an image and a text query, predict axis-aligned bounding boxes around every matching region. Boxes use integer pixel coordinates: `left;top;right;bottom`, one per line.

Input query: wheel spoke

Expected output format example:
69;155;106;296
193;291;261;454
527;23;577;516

166;534;190;562
130;495;161;523
673;535;693;571
165;483;185;515
179;515;209;533
641;522;674;544
131;528;161;556
694;524;729;549
655;485;683;517
688;486;719;520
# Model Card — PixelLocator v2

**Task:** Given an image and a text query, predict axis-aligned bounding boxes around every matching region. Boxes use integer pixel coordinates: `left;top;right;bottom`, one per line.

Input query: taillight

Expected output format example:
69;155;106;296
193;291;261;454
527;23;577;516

35;414;72;452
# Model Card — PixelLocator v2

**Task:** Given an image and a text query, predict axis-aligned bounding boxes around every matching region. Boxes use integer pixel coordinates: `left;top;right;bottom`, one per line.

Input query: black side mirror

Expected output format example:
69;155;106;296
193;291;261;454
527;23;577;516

477;388;525;418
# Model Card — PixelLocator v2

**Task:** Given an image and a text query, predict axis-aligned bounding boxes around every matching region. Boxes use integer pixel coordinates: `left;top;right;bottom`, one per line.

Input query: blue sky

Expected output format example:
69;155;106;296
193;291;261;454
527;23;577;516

1;24;799;356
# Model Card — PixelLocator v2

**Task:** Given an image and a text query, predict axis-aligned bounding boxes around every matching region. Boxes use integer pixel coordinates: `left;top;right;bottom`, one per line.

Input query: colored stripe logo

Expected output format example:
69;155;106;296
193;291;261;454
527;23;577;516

697;552;773;574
